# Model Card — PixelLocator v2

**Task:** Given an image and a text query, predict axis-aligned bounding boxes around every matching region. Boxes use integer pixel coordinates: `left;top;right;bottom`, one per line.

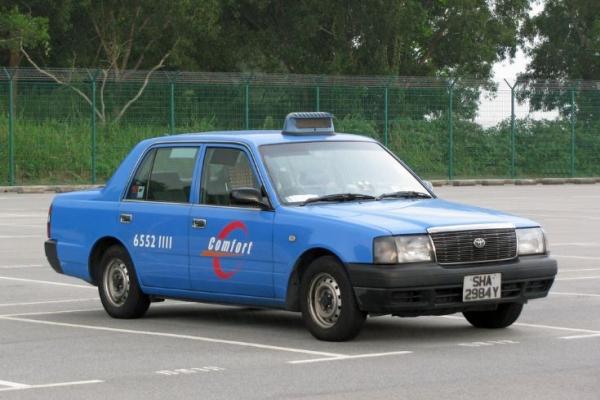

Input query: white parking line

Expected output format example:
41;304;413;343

0;264;44;269
0;380;30;389
555;275;600;281
0;298;97;307
0;276;95;289
551;291;600;298
560;333;600;340
0;380;103;392
552;242;600;247
0;308;103;318
558;268;600;273
0;315;347;358
553;255;600;260
440;315;600;336
0;235;42;239
288;350;413;364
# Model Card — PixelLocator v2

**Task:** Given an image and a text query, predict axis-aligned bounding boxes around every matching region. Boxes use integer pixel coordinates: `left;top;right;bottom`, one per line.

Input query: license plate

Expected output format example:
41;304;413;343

463;273;502;302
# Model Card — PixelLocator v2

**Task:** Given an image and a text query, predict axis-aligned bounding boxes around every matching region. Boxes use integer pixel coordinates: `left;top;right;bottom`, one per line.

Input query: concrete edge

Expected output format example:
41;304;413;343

0;178;599;194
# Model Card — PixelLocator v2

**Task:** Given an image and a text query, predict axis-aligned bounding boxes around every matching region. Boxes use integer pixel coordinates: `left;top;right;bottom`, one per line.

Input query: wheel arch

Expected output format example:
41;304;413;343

88;236;128;286
284;247;347;311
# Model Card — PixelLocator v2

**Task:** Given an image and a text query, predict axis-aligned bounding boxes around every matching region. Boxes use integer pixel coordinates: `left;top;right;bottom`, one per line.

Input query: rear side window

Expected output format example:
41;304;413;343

126;147;199;203
126;150;156;200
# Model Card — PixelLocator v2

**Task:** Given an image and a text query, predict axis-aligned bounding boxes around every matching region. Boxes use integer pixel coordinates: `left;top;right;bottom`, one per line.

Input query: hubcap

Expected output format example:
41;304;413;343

103;258;130;307
307;273;342;328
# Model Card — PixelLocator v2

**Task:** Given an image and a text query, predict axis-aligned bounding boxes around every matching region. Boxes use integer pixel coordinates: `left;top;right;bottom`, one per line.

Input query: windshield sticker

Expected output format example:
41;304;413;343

285;194;318;203
201;221;253;280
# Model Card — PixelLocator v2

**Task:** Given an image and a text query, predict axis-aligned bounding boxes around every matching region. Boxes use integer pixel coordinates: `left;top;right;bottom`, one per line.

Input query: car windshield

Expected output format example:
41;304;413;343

260;141;430;205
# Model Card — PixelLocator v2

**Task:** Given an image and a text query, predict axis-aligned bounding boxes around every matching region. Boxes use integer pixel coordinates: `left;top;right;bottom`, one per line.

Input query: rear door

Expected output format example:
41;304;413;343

189;145;274;297
119;145;200;290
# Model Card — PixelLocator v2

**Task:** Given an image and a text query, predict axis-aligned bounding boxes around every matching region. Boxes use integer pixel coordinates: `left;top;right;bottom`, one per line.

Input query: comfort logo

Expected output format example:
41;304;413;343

201;221;254;280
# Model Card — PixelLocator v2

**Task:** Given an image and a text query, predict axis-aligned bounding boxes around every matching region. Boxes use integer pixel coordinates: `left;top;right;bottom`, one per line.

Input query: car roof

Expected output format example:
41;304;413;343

145;130;378;147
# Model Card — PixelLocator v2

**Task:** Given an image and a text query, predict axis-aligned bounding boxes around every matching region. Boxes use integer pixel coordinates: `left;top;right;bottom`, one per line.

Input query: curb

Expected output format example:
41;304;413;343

0;185;102;194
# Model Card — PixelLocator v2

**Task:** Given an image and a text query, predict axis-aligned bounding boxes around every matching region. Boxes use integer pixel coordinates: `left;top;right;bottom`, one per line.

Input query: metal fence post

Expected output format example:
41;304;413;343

88;70;98;184
315;85;320;112
570;87;576;177
169;82;175;134
384;86;389;146
447;80;455;180
244;83;250;130
505;80;517;179
3;68;15;186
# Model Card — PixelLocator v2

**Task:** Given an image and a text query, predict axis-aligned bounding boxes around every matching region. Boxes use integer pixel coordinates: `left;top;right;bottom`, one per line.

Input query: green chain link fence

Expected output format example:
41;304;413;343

1;68;599;186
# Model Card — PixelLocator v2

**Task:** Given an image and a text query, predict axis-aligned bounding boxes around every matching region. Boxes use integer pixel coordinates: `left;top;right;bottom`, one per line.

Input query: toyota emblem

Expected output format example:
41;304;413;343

473;237;486;249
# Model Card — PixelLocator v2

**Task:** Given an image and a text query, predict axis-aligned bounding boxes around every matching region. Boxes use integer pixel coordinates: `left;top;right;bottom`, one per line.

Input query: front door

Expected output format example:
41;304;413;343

189;145;274;298
119;145;200;290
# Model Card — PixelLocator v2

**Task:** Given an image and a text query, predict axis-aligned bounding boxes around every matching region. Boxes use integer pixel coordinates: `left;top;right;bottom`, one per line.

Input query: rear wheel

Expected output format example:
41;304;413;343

98;245;150;319
463;302;523;329
300;256;366;341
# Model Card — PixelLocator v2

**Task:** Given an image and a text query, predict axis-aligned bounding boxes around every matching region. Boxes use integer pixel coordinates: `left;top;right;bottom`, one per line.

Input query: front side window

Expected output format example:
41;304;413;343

200;147;261;207
126;146;199;203
260;141;428;204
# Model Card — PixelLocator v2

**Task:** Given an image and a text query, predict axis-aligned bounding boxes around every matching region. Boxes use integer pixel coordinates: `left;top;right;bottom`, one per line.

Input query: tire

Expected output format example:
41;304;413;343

300;256;366;341
98;245;150;319
463;302;523;329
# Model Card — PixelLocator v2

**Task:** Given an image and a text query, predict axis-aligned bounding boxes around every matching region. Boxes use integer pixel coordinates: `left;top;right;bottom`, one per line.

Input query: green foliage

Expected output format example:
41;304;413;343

519;0;600;120
0;5;49;66
2;112;598;186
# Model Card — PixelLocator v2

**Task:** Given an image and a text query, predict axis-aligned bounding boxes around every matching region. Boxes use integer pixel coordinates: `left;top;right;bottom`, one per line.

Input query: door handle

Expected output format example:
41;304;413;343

192;218;206;229
119;213;133;224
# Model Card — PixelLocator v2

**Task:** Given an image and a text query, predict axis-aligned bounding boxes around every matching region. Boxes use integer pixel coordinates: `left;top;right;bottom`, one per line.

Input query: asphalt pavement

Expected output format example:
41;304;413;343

0;184;598;399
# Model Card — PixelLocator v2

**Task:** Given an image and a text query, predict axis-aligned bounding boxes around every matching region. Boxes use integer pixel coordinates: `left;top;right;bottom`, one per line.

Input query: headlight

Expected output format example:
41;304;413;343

374;235;434;264
516;227;547;255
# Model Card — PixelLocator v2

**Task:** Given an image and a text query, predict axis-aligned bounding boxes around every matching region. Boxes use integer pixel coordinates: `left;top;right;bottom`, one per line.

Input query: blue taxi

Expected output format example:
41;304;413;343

45;112;557;341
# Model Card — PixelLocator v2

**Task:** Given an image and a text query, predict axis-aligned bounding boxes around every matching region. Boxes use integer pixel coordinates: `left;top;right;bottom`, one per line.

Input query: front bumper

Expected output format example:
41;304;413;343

347;255;557;315
45;239;63;274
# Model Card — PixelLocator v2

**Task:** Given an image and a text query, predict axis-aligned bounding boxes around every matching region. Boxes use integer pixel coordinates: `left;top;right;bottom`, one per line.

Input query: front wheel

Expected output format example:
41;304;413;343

463;302;523;329
98;245;150;319
300;256;366;341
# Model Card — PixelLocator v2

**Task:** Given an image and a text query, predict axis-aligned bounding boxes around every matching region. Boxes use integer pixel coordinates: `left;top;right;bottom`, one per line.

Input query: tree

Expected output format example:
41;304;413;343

19;0;220;123
519;0;600;120
0;6;49;67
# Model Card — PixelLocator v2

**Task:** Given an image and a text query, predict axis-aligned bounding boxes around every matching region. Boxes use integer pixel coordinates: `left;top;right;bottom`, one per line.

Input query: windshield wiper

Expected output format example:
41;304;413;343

376;191;432;201
300;193;376;206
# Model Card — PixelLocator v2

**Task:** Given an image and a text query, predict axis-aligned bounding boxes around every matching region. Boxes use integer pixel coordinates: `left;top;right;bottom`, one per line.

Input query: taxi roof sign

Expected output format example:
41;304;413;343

282;112;335;135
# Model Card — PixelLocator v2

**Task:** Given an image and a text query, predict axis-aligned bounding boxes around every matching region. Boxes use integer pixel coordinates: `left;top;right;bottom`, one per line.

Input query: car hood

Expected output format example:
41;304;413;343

290;198;538;235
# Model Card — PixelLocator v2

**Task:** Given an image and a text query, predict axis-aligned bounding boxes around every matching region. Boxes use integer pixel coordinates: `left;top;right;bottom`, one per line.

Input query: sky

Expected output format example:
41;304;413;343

475;0;558;127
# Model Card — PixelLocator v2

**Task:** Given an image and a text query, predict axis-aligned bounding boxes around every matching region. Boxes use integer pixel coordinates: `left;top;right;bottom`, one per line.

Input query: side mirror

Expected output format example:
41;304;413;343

230;187;270;209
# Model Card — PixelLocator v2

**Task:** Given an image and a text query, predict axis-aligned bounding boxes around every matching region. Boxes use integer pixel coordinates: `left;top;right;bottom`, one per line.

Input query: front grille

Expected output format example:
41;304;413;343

430;228;517;265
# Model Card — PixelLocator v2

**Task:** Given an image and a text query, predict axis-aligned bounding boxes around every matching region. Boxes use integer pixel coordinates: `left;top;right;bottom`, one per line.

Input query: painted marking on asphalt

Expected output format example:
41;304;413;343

551;291;600;298
288;351;413;364
0;380;30;389
0;264;44;269
156;366;225;376
560;333;600;340
558;268;600;273
0;308;101;318
555;275;600;281
0;380;103;392
0;276;95;289
0;315;347;358
458;340;519;347
552;242;600;247
553;255;600;260
0;235;42;239
440;315;600;335
0;298;97;307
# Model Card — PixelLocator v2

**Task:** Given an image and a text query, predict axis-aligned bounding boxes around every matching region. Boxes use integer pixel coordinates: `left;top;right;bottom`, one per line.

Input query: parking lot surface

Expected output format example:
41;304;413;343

0;185;598;399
